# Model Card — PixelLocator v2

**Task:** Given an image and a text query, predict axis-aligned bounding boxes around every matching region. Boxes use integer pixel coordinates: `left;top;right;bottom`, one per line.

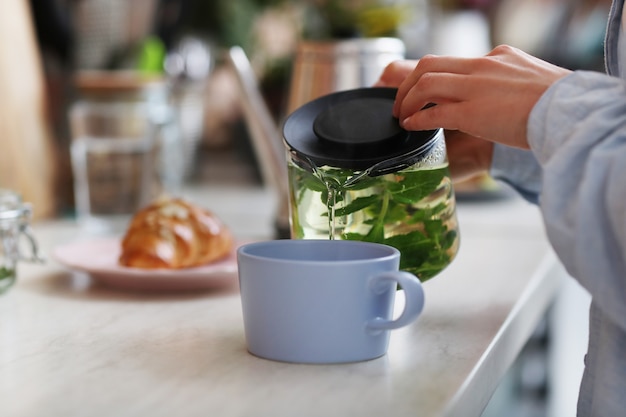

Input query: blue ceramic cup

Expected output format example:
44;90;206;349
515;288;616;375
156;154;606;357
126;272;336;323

237;239;425;364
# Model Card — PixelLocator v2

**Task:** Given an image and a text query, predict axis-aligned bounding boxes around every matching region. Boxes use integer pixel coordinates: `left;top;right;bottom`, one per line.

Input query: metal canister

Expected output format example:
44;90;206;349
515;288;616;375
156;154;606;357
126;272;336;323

286;37;405;114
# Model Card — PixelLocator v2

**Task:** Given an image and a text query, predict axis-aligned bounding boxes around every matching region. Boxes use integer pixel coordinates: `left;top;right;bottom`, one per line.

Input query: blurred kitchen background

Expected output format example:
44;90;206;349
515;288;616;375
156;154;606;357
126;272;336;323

1;0;603;415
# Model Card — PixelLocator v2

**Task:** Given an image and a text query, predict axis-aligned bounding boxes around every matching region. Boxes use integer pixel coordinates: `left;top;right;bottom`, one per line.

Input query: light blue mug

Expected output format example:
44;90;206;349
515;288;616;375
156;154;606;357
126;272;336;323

237;239;425;364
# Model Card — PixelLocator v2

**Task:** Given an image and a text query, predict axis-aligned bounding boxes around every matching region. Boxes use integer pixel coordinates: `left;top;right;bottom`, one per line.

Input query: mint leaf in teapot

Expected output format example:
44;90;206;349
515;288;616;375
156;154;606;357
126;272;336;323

289;163;459;282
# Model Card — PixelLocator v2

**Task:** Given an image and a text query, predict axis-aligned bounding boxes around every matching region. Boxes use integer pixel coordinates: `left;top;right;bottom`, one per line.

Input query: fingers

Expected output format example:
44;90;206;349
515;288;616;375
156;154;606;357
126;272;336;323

395;72;471;122
400;101;465;133
393;55;474;117
374;60;419;88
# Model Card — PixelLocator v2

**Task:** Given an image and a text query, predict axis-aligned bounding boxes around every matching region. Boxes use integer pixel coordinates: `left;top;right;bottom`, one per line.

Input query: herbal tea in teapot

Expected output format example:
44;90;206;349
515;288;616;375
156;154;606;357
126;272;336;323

283;88;460;281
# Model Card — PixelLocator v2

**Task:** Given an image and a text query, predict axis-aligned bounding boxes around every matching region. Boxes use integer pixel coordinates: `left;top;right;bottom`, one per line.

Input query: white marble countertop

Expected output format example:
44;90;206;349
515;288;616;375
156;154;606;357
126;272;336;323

0;185;564;417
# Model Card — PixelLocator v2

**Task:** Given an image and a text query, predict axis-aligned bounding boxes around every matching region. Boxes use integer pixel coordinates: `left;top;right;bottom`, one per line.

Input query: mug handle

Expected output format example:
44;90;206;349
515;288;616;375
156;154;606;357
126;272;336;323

366;271;425;332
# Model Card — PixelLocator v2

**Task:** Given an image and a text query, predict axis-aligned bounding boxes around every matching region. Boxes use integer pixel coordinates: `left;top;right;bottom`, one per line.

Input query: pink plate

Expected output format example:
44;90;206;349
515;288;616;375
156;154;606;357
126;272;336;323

53;237;241;291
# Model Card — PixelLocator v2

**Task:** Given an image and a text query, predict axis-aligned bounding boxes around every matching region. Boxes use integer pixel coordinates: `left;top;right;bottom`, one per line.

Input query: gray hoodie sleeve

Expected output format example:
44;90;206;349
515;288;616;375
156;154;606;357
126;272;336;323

489;144;542;205
527;70;626;332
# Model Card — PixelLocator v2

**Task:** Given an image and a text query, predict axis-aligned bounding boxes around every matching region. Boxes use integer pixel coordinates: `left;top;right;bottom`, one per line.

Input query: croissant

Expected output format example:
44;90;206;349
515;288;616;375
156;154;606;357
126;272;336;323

119;197;234;269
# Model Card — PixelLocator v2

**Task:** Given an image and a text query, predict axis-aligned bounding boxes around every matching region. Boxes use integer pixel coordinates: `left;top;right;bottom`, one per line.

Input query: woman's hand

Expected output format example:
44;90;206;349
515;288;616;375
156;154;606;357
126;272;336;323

443;130;494;182
376;59;494;181
392;45;572;149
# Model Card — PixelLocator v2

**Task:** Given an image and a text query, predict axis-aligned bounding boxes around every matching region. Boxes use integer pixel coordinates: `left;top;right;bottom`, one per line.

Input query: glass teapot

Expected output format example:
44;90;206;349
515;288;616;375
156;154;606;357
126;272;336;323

282;88;460;281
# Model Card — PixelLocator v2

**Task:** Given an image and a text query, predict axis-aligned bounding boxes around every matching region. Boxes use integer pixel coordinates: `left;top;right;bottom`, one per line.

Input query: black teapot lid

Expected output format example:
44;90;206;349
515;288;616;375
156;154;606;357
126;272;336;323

283;87;440;171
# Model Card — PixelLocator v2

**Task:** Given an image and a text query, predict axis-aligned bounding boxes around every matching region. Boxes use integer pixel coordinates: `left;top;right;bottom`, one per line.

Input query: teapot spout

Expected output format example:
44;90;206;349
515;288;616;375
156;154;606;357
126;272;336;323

226;46;290;238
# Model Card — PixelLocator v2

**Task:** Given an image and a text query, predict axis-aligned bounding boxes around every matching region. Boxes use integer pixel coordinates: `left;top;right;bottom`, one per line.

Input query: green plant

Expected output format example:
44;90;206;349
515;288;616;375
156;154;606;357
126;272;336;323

301;0;412;39
290;165;459;281
0;266;14;281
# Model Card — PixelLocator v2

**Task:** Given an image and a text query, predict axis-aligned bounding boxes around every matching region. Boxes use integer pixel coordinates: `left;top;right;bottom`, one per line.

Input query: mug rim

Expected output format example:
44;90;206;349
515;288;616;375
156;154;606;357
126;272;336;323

237;239;399;265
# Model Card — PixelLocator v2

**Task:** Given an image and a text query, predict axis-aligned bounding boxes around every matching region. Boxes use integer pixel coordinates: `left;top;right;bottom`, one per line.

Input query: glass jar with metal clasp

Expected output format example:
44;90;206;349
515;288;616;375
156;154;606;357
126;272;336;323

0;189;44;294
